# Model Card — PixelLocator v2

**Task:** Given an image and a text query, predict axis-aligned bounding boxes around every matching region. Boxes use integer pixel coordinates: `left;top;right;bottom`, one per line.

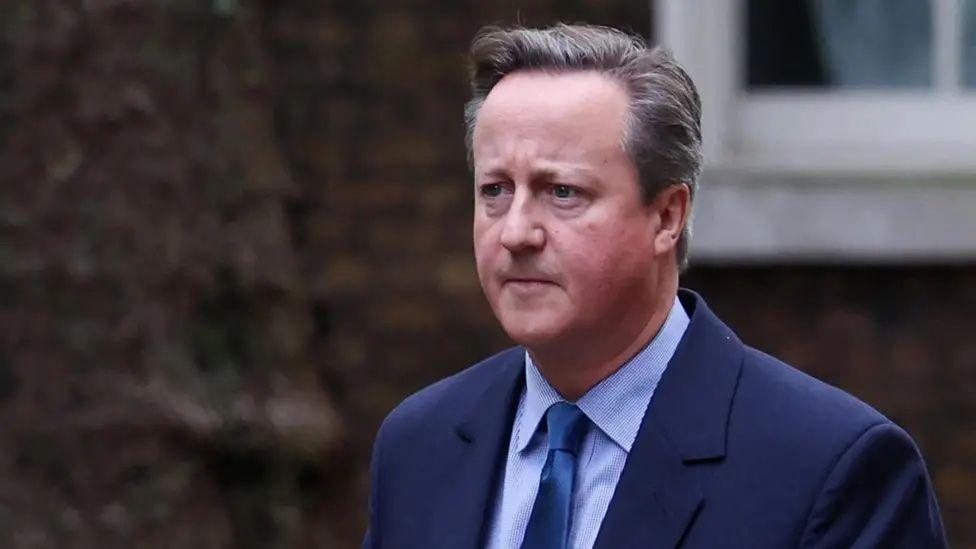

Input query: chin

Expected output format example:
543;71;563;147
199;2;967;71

497;310;568;348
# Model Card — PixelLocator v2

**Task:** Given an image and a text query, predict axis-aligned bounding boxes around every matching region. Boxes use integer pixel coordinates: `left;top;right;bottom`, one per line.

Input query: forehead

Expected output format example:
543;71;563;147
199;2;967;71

472;71;631;162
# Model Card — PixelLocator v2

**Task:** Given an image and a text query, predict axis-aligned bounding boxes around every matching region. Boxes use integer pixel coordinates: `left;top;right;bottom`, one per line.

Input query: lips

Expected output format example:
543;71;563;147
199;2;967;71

502;275;557;285
500;278;559;295
504;278;553;284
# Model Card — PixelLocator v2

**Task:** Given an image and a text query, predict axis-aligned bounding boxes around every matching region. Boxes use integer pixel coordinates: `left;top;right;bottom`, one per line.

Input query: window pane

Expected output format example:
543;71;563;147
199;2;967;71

965;0;976;87
747;0;933;89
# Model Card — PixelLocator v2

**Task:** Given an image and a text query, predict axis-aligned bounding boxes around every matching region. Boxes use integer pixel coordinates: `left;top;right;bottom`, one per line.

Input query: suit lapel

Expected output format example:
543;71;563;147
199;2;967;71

593;425;704;549
594;290;744;549
429;349;525;549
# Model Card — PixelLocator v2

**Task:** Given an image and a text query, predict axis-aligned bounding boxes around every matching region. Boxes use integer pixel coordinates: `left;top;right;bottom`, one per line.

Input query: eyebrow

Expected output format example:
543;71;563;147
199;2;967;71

478;165;598;185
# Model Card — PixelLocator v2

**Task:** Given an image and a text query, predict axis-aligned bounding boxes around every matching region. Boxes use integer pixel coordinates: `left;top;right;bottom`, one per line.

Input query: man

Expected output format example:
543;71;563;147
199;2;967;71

364;24;947;548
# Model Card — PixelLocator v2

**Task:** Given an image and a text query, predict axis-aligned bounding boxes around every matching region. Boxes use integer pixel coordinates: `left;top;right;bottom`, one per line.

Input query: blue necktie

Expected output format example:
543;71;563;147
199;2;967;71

520;402;589;549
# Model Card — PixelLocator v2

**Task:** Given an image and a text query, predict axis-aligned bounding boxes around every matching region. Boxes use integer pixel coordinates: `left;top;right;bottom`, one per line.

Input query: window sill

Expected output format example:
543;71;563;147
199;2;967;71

689;170;976;264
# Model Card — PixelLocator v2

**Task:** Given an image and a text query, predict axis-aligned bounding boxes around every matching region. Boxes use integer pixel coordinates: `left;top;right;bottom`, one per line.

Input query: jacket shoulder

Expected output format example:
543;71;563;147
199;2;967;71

734;345;891;454
378;346;522;439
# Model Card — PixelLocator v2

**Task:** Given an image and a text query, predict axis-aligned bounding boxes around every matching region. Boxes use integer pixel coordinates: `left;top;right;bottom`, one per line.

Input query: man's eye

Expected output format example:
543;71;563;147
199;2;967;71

481;183;503;197
552;184;577;199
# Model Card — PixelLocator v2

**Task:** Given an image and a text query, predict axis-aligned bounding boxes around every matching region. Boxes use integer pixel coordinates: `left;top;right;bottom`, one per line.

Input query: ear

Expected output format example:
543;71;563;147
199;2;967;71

651;183;691;257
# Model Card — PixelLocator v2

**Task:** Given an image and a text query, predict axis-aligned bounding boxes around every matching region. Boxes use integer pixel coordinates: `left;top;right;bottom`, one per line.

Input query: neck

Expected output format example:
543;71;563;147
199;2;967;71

529;278;679;401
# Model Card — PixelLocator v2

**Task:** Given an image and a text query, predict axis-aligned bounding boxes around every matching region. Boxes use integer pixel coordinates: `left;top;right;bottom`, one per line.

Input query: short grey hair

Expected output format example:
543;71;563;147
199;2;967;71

464;23;703;270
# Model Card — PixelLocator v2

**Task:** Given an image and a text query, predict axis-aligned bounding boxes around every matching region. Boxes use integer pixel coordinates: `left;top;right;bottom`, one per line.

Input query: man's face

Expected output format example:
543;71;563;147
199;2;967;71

472;71;662;350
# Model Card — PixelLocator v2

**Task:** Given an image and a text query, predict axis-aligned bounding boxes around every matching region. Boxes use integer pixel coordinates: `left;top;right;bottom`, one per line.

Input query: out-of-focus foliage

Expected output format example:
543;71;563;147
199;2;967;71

0;1;344;546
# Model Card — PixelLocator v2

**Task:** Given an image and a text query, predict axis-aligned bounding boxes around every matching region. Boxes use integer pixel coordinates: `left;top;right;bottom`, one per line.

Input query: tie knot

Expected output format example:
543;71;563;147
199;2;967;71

545;402;588;455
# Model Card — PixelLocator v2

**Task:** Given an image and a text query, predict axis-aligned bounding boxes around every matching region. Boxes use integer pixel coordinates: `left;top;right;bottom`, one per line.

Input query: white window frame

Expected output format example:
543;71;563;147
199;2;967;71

655;0;976;262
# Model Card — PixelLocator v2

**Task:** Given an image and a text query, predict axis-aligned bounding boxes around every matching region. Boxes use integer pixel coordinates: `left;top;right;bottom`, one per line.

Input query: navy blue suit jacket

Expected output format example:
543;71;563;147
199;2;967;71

364;290;947;548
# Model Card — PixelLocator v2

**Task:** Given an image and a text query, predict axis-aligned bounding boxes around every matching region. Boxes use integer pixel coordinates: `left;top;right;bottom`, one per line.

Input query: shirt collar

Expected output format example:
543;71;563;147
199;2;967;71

514;295;690;454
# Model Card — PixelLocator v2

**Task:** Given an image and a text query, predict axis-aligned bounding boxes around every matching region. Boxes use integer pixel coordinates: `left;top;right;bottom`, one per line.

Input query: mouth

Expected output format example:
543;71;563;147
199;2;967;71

502;278;557;288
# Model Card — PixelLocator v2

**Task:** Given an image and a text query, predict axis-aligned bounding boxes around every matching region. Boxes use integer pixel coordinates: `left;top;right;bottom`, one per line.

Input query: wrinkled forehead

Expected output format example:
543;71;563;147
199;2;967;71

472;70;631;163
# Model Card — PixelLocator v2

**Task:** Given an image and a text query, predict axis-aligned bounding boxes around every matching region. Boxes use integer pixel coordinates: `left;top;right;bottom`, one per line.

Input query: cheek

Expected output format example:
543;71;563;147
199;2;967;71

473;222;499;281
559;220;653;289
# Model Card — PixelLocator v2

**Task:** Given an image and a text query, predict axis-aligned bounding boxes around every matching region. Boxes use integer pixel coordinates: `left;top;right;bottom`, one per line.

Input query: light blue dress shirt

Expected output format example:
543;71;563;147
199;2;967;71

485;296;690;549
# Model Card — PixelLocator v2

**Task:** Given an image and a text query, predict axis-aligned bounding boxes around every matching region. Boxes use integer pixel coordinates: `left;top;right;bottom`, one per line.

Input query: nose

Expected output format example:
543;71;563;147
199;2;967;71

499;190;545;252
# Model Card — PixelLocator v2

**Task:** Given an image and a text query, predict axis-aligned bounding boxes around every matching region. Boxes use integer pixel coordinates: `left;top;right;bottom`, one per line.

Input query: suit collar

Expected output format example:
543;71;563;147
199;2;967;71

594;289;744;548
453;348;525;443
652;288;744;461
434;348;524;549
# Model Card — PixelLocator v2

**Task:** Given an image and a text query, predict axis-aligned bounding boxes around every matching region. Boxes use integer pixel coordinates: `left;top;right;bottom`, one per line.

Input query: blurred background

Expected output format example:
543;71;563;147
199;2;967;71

1;0;973;547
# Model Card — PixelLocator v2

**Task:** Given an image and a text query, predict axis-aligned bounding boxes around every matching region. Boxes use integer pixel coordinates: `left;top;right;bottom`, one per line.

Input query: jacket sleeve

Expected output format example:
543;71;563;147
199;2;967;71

799;421;948;548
